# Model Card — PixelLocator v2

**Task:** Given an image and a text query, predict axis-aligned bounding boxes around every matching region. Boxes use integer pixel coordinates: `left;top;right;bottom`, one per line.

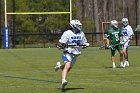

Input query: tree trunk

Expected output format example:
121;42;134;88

138;0;140;24
103;0;107;21
112;0;116;19
94;0;100;43
75;0;82;21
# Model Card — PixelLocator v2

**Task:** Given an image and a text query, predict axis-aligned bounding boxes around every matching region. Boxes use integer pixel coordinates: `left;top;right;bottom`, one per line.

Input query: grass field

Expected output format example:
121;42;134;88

0;47;140;93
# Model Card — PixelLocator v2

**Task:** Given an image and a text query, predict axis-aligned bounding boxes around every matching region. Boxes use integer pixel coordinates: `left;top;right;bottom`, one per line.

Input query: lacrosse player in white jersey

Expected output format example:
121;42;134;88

121;18;134;67
54;20;89;90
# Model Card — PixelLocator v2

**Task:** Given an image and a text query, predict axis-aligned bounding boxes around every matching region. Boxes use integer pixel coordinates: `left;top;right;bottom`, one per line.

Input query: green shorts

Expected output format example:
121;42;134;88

111;44;122;56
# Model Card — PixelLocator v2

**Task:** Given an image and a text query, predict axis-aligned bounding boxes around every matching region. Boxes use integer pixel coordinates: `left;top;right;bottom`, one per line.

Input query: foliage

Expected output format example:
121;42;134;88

7;0;71;34
82;17;95;33
6;0;72;45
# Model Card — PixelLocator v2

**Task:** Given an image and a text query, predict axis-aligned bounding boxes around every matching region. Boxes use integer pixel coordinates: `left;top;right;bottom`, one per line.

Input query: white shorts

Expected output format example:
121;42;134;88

62;53;78;66
123;41;130;49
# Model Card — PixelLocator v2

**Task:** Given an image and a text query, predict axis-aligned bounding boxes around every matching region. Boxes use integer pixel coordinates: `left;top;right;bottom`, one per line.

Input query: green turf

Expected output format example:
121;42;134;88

0;47;140;93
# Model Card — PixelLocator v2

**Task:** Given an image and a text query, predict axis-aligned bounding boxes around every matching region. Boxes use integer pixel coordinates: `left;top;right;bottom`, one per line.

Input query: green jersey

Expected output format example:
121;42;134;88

107;26;122;45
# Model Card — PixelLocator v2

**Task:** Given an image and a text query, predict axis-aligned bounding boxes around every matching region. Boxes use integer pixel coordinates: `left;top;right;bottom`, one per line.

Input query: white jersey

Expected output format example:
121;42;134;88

59;30;87;55
122;25;134;42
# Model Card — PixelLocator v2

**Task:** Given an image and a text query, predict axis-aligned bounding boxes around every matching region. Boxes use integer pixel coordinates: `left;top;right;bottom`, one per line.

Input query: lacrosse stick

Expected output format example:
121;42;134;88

56;43;89;49
108;37;130;50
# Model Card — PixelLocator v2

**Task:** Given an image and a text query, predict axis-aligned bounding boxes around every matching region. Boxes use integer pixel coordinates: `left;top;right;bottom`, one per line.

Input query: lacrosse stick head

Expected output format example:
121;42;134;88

135;25;140;32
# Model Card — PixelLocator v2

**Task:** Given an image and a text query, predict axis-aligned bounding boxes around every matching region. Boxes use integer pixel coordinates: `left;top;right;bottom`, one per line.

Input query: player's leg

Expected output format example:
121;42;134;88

122;42;128;60
55;61;66;72
111;48;116;68
123;42;129;67
126;49;128;61
104;38;110;49
61;53;77;90
55;53;72;72
117;45;124;67
55;61;62;71
123;49;129;67
55;53;78;90
122;47;127;64
54;61;68;90
61;54;71;90
119;50;124;67
61;61;71;90
62;62;71;79
111;56;116;68
62;54;78;90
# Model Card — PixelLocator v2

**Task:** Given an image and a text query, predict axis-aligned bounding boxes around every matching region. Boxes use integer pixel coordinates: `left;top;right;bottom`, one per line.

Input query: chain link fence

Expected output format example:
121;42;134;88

0;32;139;48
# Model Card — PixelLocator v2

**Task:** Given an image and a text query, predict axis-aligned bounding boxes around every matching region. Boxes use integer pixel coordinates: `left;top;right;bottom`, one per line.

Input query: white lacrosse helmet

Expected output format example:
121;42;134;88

122;18;128;26
111;20;118;28
70;20;82;33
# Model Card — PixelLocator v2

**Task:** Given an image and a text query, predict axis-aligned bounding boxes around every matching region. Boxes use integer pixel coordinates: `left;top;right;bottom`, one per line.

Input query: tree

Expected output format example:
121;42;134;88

94;0;100;42
103;0;107;21
138;0;140;24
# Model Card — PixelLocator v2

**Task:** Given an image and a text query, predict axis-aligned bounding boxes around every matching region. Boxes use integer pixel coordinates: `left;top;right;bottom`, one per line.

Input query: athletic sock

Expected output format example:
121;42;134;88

112;62;116;68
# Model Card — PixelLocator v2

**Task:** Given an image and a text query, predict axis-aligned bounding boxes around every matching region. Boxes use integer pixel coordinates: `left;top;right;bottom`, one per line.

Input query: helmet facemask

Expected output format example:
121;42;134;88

70;20;82;33
111;20;118;28
122;18;128;26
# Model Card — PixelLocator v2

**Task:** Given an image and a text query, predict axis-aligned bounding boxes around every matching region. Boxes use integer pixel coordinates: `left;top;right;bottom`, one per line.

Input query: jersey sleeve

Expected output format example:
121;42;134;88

82;33;88;44
106;27;111;38
59;31;69;43
128;26;134;36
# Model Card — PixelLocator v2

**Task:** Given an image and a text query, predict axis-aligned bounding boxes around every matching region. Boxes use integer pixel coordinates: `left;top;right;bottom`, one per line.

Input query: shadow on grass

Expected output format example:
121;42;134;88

104;66;113;68
104;66;125;69
2;75;60;83
57;87;84;92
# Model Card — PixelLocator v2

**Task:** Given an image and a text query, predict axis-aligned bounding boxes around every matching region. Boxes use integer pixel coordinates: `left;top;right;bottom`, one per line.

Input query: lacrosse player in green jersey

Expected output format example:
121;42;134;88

107;20;124;68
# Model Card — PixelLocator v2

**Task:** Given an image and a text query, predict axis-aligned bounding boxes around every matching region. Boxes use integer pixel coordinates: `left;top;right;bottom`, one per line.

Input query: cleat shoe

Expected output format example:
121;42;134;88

124;61;129;67
61;80;68;90
120;62;125;68
113;65;116;68
126;62;129;67
120;64;125;68
54;62;61;72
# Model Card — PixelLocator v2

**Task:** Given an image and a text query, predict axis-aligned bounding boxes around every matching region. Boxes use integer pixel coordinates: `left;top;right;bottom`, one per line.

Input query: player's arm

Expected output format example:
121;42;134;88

119;28;124;44
128;26;134;39
119;30;123;41
106;27;111;39
81;33;89;48
119;37;124;44
56;43;68;49
57;31;69;49
105;28;112;46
